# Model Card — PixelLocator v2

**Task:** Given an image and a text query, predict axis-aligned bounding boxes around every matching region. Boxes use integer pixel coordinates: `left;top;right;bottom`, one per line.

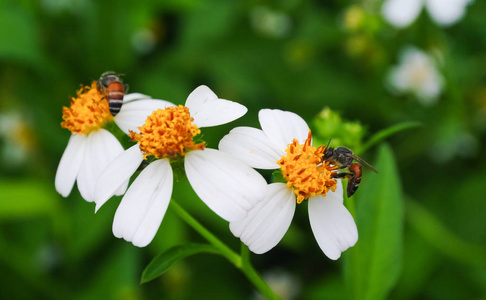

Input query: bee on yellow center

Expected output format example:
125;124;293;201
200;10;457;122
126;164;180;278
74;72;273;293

61;82;113;135
277;131;338;203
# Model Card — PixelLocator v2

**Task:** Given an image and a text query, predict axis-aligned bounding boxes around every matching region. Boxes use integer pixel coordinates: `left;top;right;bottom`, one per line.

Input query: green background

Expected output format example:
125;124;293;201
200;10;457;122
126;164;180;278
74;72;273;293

0;0;485;299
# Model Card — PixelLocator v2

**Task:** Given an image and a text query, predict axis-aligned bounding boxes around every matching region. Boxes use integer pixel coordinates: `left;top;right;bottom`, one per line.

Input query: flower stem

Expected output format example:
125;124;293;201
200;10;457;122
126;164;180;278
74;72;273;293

170;201;280;299
240;244;281;300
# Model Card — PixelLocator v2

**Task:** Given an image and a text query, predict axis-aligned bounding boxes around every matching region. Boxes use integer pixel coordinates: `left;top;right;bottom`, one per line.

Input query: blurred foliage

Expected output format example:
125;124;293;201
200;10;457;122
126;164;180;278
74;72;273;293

0;0;485;299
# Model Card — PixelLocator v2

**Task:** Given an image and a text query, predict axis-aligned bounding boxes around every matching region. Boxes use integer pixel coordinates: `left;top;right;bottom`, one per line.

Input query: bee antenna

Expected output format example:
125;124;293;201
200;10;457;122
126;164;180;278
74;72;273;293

326;138;332;148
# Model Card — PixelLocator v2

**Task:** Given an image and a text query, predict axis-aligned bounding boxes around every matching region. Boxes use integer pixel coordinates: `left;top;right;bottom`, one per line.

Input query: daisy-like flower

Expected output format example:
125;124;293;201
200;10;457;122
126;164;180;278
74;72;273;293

387;46;443;106
219;109;358;260
94;85;267;247
382;0;472;28
55;82;171;203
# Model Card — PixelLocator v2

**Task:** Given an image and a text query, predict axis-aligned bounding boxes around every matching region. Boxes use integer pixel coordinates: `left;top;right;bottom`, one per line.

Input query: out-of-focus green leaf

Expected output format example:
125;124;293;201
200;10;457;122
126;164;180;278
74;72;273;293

0;180;60;219
406;198;486;267
141;243;220;283
0;6;42;66
358;121;421;155
345;143;403;300
67;194;118;263
76;245;140;300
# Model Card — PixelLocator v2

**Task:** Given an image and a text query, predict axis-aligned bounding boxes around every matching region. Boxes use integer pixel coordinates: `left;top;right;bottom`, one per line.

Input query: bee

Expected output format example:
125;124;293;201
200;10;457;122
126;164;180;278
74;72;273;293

331;163;362;198
96;71;128;116
322;140;378;197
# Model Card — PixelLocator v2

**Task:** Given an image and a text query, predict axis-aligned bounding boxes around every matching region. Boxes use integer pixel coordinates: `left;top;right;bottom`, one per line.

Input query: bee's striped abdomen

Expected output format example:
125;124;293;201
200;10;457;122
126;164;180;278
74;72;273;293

107;81;124;116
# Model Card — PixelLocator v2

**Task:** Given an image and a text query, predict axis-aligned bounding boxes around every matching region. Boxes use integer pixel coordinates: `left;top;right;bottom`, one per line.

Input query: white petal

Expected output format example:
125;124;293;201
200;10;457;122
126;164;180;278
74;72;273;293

55;134;87;197
382;0;423;28
94;144;144;212
218;127;283;169
308;182;358;260
123;93;150;103
115;99;176;134
77;129;124;203
332;179;344;204
184;85;247;128
258;109;310;152
185;148;267;222
425;0;470;26
112;159;173;247
230;183;296;254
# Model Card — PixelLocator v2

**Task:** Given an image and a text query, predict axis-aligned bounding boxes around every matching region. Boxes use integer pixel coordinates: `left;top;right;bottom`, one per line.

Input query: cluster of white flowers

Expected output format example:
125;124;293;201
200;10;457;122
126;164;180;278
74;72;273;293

379;0;473;105
55;82;358;260
382;0;472;28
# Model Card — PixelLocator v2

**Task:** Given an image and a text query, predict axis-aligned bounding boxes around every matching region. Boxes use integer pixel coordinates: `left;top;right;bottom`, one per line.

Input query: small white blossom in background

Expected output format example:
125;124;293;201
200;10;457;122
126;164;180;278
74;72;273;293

386;46;443;106
0;111;35;167
94;85;267;247
219;109;358;260
250;6;292;38
253;269;301;300
382;0;472;28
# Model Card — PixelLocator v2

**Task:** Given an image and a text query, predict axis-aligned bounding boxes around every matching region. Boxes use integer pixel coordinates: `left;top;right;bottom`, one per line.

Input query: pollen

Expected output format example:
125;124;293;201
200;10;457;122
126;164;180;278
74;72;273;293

277;131;337;204
61;82;113;135
129;105;205;159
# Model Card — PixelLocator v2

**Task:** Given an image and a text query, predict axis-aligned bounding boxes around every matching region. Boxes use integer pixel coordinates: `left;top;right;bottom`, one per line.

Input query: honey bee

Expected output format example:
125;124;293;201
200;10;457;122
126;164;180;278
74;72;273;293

96;71;128;116
331;163;363;198
323;140;378;197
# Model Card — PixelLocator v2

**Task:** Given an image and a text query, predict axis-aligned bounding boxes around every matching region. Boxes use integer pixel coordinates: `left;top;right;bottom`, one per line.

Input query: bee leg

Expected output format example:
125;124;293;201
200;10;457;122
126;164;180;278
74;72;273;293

124;84;129;93
332;172;353;179
347;176;361;198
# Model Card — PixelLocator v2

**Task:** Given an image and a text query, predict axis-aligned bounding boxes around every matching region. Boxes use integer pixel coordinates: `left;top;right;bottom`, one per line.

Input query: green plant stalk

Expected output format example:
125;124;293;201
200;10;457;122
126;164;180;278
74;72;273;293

359;121;421;155
170;201;280;300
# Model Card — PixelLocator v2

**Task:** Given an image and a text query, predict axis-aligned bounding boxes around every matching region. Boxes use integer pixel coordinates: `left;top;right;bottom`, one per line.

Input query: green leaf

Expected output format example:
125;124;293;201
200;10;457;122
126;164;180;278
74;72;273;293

406;199;486;267
0;6;42;66
344;144;404;300
141;243;221;283
0;180;60;220
359;121;421;155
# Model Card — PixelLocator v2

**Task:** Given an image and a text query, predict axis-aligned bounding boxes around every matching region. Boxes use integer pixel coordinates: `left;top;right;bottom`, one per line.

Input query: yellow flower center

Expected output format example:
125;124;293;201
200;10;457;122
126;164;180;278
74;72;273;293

277;131;337;204
61;82;113;135
129;105;205;159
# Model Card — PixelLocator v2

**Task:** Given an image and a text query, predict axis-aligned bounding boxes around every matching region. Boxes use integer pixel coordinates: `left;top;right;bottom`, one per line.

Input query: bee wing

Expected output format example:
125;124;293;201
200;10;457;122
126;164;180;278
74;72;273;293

348;154;379;173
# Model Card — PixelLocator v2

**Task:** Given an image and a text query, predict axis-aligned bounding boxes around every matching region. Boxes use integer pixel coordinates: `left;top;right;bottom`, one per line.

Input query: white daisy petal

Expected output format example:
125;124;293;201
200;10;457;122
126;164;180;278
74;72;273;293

77;129;124;203
425;0;470;26
94;144;144;212
112;159;173;247
184;85;247;128
185;148;267;222
258;109;309;152
230;183;296;254
332;179;344;205
382;0;423;28
218;127;283;169
308;182;358;260
115;99;176;134
123;93;150;103
55;134;87;197
114;179;130;197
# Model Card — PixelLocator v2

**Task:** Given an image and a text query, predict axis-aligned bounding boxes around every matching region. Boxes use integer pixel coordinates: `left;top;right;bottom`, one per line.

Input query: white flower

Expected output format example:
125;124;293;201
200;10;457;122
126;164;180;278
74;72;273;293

94;85;267;247
250;6;292;38
55;82;172;203
382;0;472;28
387;46;443;105
219;109;358;260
